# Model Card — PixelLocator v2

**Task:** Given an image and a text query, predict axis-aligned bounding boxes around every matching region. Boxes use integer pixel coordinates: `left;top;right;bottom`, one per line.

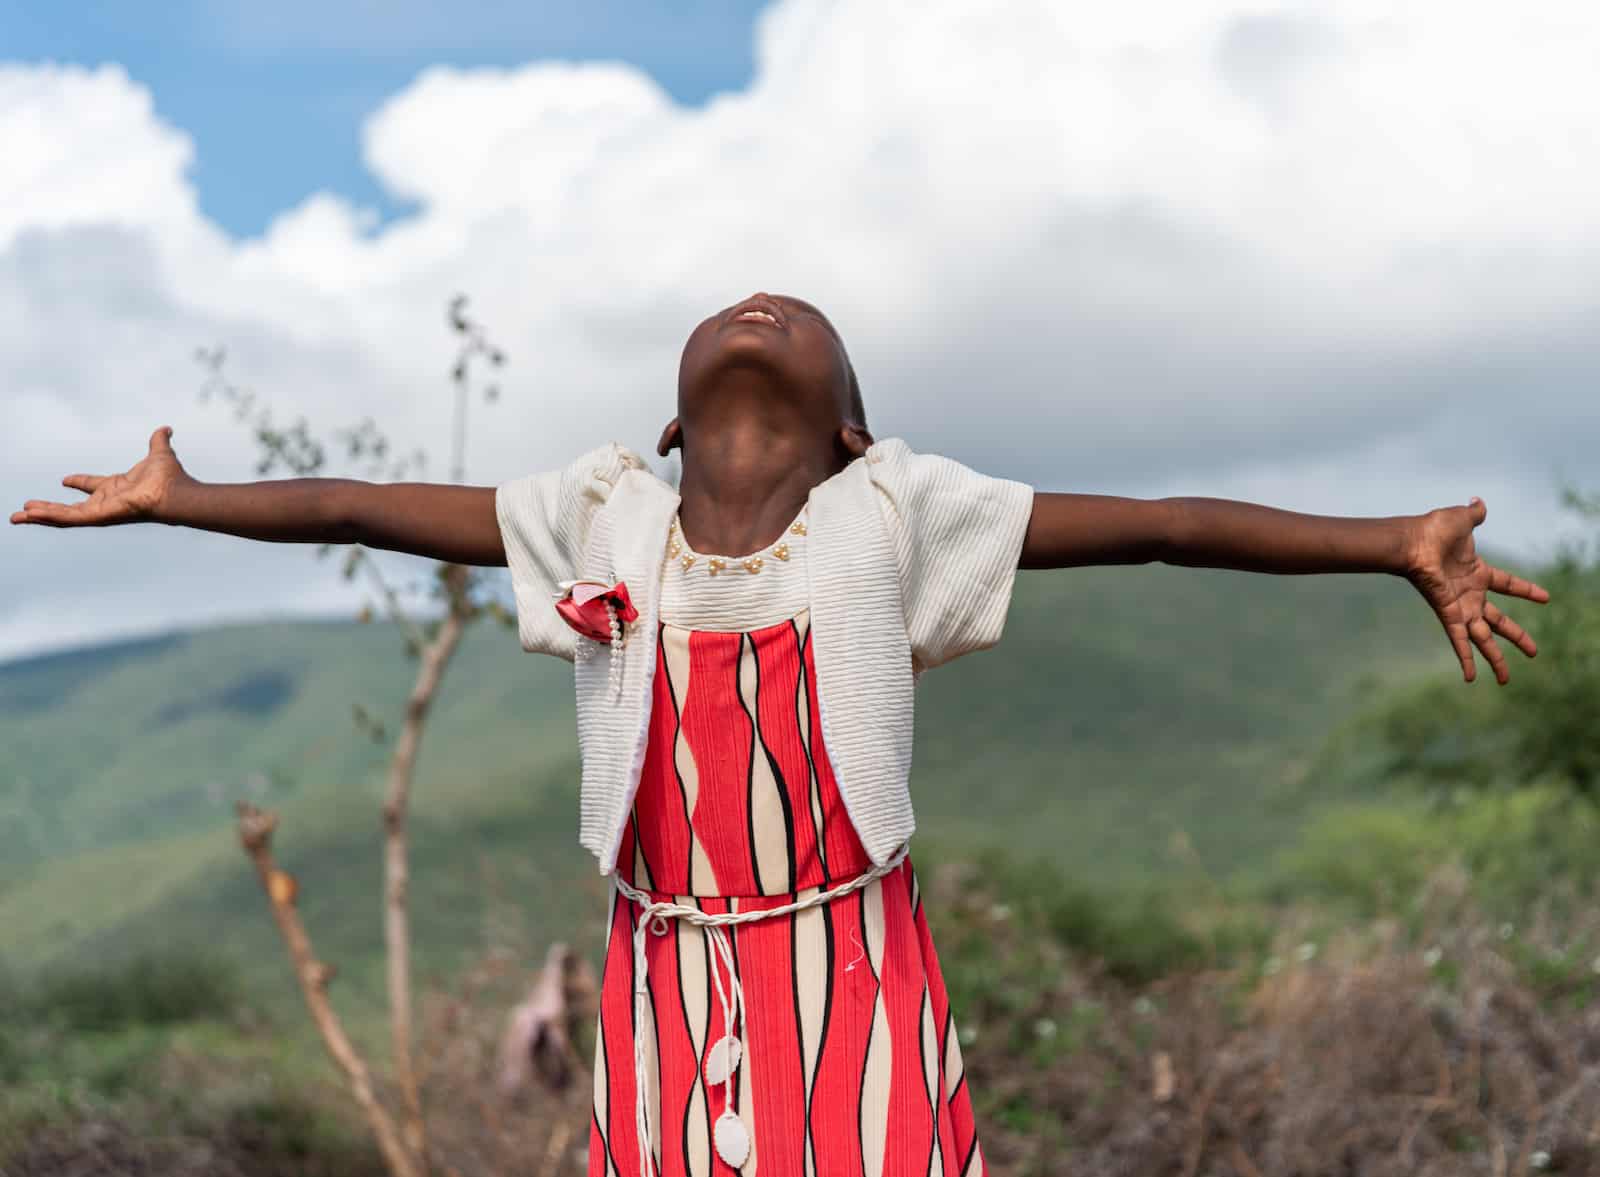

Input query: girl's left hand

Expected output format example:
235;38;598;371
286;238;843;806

1404;497;1550;684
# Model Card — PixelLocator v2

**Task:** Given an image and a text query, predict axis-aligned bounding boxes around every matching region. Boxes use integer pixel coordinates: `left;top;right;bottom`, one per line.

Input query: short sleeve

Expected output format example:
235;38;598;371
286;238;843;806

494;442;646;660
864;438;1036;674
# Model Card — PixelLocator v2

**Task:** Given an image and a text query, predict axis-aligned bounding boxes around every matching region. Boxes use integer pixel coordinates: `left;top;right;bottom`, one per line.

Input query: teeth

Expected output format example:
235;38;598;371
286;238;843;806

738;309;778;324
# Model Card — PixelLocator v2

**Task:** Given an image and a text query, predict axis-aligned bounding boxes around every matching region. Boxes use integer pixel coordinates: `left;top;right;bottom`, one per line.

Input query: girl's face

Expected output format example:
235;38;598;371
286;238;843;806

673;292;856;438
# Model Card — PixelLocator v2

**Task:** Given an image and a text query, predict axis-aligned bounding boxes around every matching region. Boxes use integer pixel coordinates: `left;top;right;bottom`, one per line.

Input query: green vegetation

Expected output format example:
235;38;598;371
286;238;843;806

24;950;240;1034
0;952;385;1175
1261;784;1600;921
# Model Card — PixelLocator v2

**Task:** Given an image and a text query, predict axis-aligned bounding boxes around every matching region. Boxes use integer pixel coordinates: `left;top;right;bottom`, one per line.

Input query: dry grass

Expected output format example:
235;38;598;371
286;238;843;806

942;862;1600;1176
407;942;596;1177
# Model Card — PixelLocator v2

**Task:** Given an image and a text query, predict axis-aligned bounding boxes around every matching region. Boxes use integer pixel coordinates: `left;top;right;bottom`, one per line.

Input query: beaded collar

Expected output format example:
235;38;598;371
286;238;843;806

659;508;810;633
667;512;808;577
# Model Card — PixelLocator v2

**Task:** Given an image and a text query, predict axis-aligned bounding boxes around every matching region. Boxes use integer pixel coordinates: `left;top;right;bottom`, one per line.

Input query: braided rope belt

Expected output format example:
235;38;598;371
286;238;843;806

610;841;911;1173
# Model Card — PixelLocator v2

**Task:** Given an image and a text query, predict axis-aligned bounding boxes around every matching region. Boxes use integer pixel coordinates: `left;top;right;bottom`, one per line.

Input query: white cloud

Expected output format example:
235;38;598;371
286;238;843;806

0;64;199;250
3;1;1597;663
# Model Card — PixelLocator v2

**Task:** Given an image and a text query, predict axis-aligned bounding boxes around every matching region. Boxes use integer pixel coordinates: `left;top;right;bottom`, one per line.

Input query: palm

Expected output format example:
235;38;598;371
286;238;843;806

1407;497;1550;684
9;426;188;528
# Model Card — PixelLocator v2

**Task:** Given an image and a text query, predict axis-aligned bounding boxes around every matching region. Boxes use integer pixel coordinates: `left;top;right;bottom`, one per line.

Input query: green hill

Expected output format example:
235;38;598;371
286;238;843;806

0;557;1465;1012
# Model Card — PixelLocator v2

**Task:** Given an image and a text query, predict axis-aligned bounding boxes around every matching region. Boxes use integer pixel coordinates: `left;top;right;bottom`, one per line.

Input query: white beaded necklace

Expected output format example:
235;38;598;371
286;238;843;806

667;514;807;576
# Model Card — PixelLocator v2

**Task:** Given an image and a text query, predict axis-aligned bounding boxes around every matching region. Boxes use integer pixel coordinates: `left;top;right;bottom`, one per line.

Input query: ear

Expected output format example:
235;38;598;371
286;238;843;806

656;417;683;457
838;423;874;460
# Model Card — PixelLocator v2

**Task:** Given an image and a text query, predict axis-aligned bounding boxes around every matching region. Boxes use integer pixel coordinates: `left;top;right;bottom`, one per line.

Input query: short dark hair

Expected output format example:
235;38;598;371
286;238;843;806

845;354;866;428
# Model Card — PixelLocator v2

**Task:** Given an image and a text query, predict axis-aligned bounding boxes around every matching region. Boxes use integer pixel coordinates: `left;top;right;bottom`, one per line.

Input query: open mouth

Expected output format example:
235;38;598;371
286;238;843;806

727;297;786;329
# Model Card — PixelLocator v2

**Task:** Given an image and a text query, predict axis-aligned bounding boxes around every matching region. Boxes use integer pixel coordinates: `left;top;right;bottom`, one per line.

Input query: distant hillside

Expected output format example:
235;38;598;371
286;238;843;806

0;556;1466;1008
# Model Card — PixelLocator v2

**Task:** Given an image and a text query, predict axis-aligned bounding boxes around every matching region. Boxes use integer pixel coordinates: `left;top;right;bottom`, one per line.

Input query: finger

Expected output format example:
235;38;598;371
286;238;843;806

15;500;92;527
1486;563;1550;603
61;473;106;495
1467;616;1509;685
1436;610;1477;683
1483;601;1536;658
150;424;174;453
1467;495;1487;526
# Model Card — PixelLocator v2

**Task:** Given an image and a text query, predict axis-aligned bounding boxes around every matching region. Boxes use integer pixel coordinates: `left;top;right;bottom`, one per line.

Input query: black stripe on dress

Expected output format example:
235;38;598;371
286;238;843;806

806;899;839;1167
795;621;830;885
748;627;799;893
630;811;654;892
855;891;878;1177
687;897;716;1173
960;1133;979;1177
738;634;764;892
659;624;697;895
604;894;632;1177
920;984;938;1177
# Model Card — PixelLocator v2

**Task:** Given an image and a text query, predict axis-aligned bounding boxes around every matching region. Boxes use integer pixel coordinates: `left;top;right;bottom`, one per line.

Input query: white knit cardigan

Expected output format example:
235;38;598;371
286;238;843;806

494;438;1035;876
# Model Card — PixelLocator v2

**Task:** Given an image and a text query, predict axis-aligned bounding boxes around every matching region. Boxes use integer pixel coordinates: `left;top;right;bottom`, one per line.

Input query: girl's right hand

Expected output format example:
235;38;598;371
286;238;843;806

9;425;193;528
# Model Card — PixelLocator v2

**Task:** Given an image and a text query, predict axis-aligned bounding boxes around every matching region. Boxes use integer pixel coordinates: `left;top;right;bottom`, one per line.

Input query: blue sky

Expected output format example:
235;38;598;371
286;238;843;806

1;0;765;237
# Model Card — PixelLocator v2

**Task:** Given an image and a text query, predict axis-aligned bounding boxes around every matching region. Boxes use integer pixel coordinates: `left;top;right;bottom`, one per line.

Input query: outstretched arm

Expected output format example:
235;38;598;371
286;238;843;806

1020;491;1550;684
9;425;508;567
1020;493;1419;574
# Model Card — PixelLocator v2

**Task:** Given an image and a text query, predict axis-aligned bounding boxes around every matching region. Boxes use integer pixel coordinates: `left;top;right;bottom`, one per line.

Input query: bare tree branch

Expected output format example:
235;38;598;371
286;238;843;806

385;562;471;1163
235;801;422;1177
354;546;428;654
205;296;511;1177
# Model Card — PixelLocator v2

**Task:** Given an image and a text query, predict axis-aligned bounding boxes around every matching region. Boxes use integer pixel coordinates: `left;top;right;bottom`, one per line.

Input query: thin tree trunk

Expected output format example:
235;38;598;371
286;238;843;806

236;802;422;1177
384;564;470;1167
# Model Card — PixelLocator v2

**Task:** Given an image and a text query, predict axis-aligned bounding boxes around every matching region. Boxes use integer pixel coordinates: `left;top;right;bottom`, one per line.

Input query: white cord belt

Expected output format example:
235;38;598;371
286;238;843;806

611;842;910;1174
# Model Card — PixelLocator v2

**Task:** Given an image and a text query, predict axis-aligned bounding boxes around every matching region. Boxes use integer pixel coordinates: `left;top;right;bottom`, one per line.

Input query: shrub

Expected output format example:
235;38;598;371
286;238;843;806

29;949;240;1033
1449;784;1600;914
937;844;1260;987
1044;887;1206;985
1264;784;1600;931
1265;802;1449;917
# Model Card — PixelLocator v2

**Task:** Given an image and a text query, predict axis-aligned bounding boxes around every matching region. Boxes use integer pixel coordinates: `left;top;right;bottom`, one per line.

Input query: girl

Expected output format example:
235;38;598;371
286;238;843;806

10;291;1550;1177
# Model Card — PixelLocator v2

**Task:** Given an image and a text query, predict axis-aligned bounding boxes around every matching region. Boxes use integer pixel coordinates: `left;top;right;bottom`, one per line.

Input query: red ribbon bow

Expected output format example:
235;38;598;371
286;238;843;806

554;579;638;643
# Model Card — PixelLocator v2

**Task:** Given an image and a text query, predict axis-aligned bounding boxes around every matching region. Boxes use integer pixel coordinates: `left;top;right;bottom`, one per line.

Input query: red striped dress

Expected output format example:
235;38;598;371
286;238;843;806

587;512;986;1177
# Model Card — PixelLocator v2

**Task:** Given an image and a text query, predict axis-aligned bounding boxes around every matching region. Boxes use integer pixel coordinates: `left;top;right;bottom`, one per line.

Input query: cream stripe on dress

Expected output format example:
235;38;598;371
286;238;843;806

921;986;943;1177
739;634;792;895
638;947;663;1176
943;1012;966;1106
676;913;713;1177
793;612;829;884
661;630;716;894
632;814;654;891
794;897;828;1177
860;879;892;1177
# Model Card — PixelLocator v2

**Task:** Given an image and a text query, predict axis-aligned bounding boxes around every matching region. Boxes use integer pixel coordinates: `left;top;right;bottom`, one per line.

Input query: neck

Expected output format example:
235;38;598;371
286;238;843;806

676;417;841;557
